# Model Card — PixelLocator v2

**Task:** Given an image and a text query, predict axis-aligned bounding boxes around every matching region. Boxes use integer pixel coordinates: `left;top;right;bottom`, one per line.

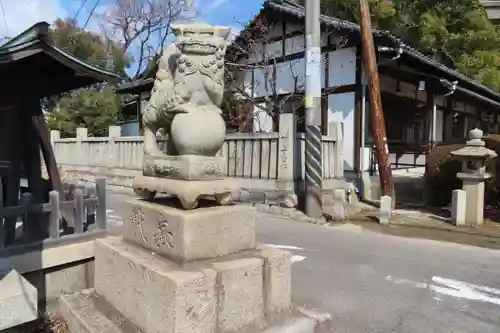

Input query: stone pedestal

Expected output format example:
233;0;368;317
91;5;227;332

133;176;239;209
450;128;497;226
143;154;226;180
123;199;256;263
451;189;466;226
135;153;239;210
59;202;331;333
458;174;487;225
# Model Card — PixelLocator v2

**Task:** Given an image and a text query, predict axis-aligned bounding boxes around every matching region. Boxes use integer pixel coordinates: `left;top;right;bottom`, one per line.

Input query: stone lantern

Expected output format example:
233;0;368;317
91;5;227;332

450;128;497;225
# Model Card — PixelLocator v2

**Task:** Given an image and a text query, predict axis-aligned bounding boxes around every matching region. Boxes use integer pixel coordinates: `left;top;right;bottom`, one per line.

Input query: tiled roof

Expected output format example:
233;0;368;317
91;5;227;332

0;22;123;83
234;0;500;106
265;0;401;45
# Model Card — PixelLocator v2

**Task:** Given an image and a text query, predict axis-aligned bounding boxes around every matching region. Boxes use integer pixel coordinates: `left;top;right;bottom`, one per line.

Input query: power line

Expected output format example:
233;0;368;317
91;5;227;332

83;0;102;29
0;0;9;35
73;0;90;21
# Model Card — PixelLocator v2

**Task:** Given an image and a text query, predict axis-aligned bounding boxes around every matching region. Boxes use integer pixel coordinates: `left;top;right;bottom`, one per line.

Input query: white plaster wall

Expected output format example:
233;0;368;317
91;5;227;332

121;121;140;136
285;35;305;55
276;59;303;94
284;34;327;56
361;85;370;172
253;65;272;97
248;44;264;63
275;56;325;94
329;93;356;171
327;47;357;171
265;40;283;59
253;103;274;132
242;69;253;97
328;47;356;86
361;147;371;171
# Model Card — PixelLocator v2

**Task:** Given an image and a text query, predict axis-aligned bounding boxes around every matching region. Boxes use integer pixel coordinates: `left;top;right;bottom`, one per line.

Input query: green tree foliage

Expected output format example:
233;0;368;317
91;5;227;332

46;85;122;137
45;19;132;137
297;0;500;92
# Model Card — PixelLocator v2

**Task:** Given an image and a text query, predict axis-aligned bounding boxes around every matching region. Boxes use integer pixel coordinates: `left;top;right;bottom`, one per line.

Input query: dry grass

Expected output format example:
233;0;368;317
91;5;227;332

13;318;69;333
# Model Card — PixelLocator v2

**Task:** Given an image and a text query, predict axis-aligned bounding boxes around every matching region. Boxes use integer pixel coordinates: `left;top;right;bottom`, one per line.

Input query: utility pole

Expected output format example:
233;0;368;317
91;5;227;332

358;0;395;202
304;0;323;218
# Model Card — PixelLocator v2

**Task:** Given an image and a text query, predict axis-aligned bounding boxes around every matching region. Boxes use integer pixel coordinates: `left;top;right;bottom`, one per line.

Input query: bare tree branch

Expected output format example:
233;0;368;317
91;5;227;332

223;16;347;132
99;0;198;78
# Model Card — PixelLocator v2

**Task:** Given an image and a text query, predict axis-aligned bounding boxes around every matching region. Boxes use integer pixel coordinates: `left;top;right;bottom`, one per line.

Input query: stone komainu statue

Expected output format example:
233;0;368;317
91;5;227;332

142;24;231;157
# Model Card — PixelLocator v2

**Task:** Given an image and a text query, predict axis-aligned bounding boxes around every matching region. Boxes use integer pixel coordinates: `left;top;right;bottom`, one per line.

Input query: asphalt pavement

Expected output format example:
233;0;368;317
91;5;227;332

106;192;500;333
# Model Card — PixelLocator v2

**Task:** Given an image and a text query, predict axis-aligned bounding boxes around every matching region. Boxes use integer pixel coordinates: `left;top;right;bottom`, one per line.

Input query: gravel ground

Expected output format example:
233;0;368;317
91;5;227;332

11;318;69;333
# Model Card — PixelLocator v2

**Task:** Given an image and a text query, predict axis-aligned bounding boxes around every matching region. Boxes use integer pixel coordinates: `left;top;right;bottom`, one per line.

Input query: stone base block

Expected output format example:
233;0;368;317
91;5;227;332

133;176;239;209
143;154;226;180
59;289;141;333
213;258;265;331
256;248;292;317
0;267;38;330
91;237;306;333
94;237;218;333
123;199;256;262
59;289;327;333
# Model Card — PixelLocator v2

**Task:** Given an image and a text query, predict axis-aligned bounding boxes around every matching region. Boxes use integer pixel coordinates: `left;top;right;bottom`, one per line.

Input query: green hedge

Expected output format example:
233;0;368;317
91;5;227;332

425;135;500;207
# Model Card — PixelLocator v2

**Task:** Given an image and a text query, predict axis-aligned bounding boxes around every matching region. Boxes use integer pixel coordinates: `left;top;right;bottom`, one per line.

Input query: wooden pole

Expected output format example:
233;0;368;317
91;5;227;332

359;0;395;202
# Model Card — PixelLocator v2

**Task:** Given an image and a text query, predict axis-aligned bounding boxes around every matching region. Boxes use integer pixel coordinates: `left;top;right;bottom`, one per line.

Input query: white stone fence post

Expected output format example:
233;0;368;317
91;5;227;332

49;126;122;167
328;122;343;178
107;125;122;167
277;113;296;193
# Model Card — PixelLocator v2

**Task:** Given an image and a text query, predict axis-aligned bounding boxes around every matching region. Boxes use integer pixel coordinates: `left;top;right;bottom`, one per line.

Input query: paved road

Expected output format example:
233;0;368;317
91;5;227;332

106;193;500;333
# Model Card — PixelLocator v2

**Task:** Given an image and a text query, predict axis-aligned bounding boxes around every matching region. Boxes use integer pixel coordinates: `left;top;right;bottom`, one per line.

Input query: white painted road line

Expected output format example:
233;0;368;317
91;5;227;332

265;244;307;263
265;244;304;250
386;275;500;307
291;255;307;263
432;276;500;296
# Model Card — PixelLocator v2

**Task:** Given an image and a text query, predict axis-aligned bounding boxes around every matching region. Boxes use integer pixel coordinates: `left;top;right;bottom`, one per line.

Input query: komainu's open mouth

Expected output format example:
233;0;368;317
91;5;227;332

181;41;217;54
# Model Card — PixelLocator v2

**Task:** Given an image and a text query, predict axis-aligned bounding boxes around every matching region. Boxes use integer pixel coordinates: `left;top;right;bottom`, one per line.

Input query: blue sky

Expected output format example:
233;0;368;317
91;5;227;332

1;0;264;40
63;0;264;35
195;0;263;32
0;0;264;76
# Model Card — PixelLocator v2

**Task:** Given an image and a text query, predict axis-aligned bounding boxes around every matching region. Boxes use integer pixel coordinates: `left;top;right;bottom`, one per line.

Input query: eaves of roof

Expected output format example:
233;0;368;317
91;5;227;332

0;21;124;83
115;78;154;94
234;0;500;107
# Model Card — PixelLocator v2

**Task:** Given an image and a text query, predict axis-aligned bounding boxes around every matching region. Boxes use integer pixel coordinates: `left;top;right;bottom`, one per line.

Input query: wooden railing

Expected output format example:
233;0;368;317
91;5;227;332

0;178;107;247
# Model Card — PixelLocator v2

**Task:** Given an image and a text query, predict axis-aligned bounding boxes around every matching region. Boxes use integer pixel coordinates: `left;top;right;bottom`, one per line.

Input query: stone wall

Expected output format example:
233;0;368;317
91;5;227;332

0;230;106;324
51;114;346;195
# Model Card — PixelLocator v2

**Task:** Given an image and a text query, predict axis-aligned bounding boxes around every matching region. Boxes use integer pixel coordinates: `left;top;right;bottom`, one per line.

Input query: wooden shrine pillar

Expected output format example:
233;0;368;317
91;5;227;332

23;99;48;241
3;99;54;245
3;102;23;245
